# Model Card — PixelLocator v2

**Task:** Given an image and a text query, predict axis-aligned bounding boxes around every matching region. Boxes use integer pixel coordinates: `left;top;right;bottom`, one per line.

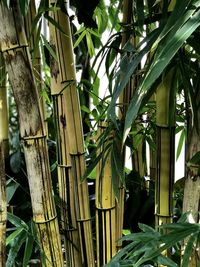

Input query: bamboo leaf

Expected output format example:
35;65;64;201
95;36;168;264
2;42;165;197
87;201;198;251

41;34;57;61
6;230;27;267
6;227;24;246
19;0;30;16
7;213;28;230
23;236;34;267
176;128;185;161
157;255;178;267
74;30;87;49
182;234;197;267
123;7;200;143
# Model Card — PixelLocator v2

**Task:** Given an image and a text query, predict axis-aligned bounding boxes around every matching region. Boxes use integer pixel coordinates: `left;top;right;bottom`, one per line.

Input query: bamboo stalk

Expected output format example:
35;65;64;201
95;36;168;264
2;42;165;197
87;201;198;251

24;0;48;135
0;53;7;267
0;2;63;266
49;24;82;266
155;70;175;226
0;141;6;267
0;54;9;157
49;2;95;266
96;122;116;267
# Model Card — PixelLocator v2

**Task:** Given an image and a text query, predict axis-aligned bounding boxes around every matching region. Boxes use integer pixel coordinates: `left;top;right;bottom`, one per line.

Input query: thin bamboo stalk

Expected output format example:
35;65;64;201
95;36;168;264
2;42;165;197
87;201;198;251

0;53;7;267
49;2;95;266
0;54;9;157
96;122;116;267
49;24;82;266
155;70;175;226
0;141;6;267
115;0;133;251
0;2;63;266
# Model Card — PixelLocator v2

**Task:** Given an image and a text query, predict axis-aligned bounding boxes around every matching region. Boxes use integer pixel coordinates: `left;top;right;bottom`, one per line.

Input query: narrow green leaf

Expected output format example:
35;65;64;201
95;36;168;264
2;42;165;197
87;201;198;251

182;234;197;267
6;227;24;246
23;236;34;267
74;30;87;49
123;8;200;143
176;128;185;160
41;34;57;61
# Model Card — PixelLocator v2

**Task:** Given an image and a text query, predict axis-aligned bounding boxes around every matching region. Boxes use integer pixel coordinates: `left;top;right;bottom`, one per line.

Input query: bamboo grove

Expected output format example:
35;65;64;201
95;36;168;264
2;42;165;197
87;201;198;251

0;0;199;267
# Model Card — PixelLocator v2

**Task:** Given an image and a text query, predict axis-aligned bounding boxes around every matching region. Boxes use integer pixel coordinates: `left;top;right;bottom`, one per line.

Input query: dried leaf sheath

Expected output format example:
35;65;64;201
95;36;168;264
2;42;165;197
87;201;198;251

0;2;63;266
49;2;95;266
96;122;116;267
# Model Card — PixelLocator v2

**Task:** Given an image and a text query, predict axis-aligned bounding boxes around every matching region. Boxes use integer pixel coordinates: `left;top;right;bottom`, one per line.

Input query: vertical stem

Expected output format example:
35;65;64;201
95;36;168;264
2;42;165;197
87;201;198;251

0;2;63;266
0;142;6;267
155;70;175;226
96;122;116;267
49;2;95;266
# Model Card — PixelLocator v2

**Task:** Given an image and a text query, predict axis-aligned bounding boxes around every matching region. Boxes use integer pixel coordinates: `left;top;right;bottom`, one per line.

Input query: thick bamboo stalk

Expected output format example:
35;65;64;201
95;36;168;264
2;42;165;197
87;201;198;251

96;122;116;267
0;2;63;266
155;70;175;226
49;25;82;266
49;2;95;266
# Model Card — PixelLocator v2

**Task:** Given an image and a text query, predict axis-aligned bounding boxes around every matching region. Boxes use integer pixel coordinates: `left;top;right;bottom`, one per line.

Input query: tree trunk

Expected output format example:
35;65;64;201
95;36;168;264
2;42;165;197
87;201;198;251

0;2;63;266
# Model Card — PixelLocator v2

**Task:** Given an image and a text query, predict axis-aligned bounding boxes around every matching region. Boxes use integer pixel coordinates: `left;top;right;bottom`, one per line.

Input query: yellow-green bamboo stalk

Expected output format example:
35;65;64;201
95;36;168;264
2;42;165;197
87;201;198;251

49;2;95;266
0;54;9;157
0;2;63;266
49;23;82;266
0;54;7;267
96;122;116;266
24;0;48;135
155;70;175;226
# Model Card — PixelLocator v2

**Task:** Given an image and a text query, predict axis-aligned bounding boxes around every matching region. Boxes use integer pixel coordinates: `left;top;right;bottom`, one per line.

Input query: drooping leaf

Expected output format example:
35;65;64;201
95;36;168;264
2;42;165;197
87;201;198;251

123;7;200;142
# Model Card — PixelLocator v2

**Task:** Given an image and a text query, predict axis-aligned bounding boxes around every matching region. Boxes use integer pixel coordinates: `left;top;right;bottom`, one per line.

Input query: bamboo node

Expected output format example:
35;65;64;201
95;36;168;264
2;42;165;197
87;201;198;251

96;206;116;211
58;163;71;168
23;134;46;140
70;151;86;156
34;215;57;224
1;44;28;53
77;218;92;222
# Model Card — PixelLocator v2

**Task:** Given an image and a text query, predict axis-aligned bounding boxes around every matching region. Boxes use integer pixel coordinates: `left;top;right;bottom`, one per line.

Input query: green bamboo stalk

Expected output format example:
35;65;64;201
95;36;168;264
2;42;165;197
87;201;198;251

0;2;63;266
0;53;7;267
155;70;175;226
96;122;116;267
49;2;95;266
0;141;6;267
49;23;82;266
